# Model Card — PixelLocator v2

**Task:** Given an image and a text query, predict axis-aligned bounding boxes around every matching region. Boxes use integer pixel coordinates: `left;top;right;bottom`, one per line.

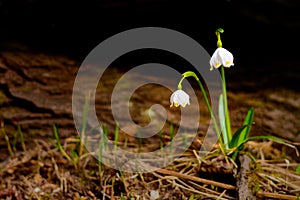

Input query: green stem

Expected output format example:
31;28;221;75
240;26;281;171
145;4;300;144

220;66;232;141
177;76;185;90
196;79;224;148
182;71;224;148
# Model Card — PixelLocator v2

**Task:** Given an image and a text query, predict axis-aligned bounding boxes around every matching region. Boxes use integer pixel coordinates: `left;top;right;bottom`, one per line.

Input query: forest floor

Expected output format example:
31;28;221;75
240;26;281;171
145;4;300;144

0;44;300;199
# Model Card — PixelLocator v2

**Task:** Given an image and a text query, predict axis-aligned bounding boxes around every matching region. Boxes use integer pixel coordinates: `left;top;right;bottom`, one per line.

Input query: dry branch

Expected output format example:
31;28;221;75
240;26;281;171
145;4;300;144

156;168;236;190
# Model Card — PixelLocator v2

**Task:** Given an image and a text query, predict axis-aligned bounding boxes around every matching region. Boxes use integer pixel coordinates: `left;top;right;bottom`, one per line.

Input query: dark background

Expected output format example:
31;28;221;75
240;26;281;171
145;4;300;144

0;0;299;72
0;0;299;154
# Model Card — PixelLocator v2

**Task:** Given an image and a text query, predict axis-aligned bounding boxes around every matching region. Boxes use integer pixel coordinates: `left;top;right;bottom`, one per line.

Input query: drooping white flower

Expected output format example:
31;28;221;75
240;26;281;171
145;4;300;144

170;89;190;107
210;47;234;71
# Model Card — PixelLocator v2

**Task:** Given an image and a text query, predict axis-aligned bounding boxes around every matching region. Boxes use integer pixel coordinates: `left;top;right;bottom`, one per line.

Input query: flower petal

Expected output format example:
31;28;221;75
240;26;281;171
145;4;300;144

170;89;190;108
209;47;234;70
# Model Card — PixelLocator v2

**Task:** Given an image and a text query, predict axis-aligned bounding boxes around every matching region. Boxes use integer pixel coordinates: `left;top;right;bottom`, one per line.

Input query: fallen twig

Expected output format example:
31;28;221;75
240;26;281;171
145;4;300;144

156;168;236;190
257;191;298;200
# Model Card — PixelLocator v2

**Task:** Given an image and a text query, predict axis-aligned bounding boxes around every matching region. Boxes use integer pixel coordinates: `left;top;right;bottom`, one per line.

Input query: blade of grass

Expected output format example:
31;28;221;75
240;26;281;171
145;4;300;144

17;124;26;152
103;125;108;151
118;167;128;194
0;121;14;158
80;91;91;157
137;128;142;153
124;135;128;149
121;193;125;200
12;132;17;154
135;162;146;187
98;136;103;179
53;124;72;163
70;148;79;164
114;123;119;151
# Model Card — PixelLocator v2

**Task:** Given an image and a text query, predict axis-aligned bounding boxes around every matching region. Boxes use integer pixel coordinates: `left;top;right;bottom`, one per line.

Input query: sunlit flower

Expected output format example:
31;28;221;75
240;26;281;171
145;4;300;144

170;90;190;107
210;47;234;71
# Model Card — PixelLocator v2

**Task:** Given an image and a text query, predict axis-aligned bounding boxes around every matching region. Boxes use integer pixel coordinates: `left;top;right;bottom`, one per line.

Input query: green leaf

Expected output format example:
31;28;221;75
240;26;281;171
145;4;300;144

237;107;254;145
229;124;251;160
229;124;251;149
229;108;254;148
247;135;286;144
219;94;228;148
296;164;300;174
235;135;297;156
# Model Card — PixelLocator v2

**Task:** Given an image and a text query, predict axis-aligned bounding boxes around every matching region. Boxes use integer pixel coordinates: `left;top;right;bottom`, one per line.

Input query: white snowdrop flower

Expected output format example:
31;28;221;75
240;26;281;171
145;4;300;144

170;89;190;108
210;47;234;71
